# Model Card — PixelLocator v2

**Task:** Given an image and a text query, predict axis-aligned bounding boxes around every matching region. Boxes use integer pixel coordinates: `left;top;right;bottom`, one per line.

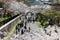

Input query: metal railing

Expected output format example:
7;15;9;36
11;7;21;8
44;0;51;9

0;15;21;39
0;14;19;26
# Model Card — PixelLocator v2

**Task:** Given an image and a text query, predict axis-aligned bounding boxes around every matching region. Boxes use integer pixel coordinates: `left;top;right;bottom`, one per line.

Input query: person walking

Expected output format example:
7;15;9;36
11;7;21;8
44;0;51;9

21;29;24;35
26;23;30;32
16;25;18;35
16;23;21;35
24;22;27;29
20;21;24;28
18;24;21;32
29;27;31;32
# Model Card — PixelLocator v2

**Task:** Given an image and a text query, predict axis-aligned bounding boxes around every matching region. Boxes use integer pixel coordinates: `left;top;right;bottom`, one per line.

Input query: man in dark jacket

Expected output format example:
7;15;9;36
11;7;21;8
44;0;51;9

16;24;21;35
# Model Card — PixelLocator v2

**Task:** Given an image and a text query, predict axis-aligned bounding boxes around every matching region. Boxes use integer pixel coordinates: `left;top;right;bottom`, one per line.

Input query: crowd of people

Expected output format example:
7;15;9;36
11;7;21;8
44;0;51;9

15;12;35;35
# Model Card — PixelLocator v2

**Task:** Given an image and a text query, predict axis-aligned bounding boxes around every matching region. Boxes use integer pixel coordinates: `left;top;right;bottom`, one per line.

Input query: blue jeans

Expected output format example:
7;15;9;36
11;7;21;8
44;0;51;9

16;29;18;35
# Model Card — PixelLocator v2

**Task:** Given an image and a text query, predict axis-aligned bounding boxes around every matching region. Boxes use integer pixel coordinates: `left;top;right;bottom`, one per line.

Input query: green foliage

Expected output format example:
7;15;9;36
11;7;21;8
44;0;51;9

45;10;60;25
0;17;10;21
57;0;60;4
0;2;4;8
7;12;14;17
36;13;48;26
37;22;42;28
17;0;27;2
36;9;60;26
